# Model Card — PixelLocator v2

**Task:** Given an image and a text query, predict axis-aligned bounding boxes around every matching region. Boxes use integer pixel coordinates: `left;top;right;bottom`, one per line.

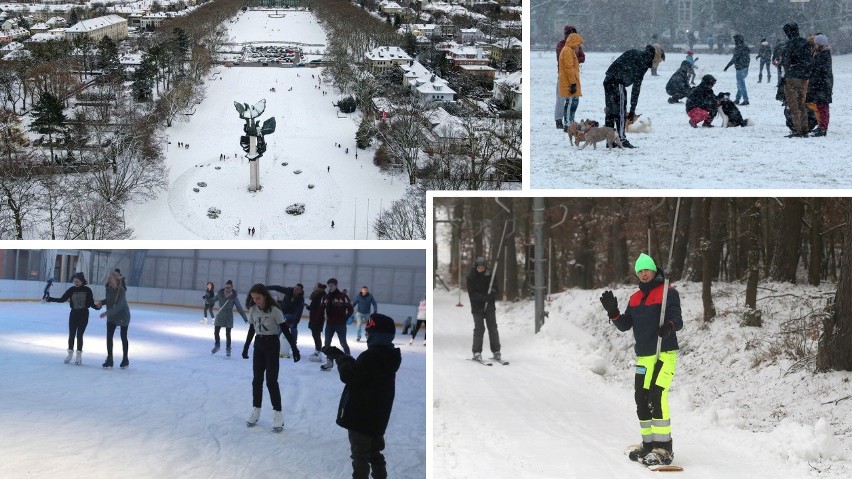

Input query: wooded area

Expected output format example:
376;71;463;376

434;197;852;371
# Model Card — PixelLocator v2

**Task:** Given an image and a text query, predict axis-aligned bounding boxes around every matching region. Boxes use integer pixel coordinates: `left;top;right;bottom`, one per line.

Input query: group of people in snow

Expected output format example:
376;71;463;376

555;21;834;145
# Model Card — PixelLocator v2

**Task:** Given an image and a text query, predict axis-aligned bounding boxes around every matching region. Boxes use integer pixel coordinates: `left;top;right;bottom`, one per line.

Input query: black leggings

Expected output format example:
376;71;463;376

309;321;323;351
214;326;232;348
252;335;282;411
411;320;426;340
106;322;129;360
203;304;214;318
68;317;88;351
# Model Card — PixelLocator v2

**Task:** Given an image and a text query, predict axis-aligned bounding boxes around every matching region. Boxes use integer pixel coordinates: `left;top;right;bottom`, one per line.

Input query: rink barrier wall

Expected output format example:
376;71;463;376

0;280;414;325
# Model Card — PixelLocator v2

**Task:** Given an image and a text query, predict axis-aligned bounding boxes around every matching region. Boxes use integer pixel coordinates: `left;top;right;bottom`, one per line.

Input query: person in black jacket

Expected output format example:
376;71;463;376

781;22;813;137
600;254;683;467
755;37;772;83
603;45;655;148
323;313;401;479
685;74;718;127
467;256;501;361
305;283;327;361
723;34;750;105
202;282;216;324
266;283;304;360
665;60;693;103
46;272;99;365
806;34;833;137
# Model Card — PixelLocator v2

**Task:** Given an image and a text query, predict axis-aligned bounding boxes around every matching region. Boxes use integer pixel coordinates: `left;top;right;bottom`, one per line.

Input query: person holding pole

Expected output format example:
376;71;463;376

467;257;501;362
599;253;683;467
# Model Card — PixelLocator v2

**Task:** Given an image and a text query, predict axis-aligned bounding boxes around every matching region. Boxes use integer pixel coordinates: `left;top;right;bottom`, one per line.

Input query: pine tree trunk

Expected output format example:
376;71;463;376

769;198;805;283
701;198;716;322
669;197;691;282
808;198;822;286
743;200;762;327
816;198;852;371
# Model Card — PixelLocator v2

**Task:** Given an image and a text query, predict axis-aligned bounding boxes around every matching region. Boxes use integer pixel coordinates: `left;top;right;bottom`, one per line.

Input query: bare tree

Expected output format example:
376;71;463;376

378;101;426;185
86;135;167;205
373;185;426;240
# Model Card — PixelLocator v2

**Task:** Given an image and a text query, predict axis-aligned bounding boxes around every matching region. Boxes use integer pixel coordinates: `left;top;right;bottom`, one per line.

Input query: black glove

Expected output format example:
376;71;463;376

322;346;345;361
570;83;577;94
292;347;301;363
599;290;620;318
242;345;250;359
658;321;674;339
723;66;729;72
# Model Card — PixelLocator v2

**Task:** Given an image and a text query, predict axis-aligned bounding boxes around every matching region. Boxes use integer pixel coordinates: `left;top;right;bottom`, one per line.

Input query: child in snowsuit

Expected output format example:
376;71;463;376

323;313;402;479
46;272;98;365
599;253;683;466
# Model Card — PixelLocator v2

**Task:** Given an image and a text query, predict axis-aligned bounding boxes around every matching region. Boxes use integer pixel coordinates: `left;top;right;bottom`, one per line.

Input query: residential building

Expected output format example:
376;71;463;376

457;28;484;44
364;46;413;70
64;14;128;43
493;71;522;111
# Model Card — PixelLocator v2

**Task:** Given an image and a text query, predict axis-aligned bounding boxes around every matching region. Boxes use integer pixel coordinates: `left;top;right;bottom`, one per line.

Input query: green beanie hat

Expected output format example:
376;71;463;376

634;253;657;275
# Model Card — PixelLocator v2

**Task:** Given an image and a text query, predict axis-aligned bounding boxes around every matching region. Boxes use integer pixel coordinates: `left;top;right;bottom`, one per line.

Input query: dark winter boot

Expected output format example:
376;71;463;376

556;119;564;130
211;344;220;354
642;440;674;466
628;442;654;462
119;358;129;369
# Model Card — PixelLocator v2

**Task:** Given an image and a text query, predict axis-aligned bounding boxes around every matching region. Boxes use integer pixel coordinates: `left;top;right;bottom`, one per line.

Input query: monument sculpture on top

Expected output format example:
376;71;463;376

235;99;276;192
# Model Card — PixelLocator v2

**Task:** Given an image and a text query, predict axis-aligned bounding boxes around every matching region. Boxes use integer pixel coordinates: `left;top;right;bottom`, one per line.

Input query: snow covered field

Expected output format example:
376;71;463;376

530;51;852;189
124;10;405;239
0;300;425;478
433;285;851;478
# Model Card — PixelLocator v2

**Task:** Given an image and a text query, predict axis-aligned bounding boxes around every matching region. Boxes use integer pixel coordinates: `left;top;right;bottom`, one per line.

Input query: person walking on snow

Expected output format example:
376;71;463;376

755;37;772;83
723;34;751;105
599;253;683;467
242;284;287;432
45;272;98;365
467;257;501;362
202;282;216;324
212;280;249;357
320;278;354;371
781;22;813;138
351;285;378;342
409;295;427;346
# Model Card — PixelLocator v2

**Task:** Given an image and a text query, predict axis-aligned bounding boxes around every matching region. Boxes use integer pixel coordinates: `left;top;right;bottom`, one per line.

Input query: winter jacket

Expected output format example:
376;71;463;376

558;33;584;97
610;270;683;357
323;289;354;325
685;76;717;113
266;285;305;319
666;61;692;97
467;267;498;315
306;289;326;326
203;288;216;306
782;36;812;80
725;35;750;71
335;345;402;436
48;285;97;322
806;49;832;104
352;292;378;315
756;42;772;62
214;288;247;328
604;46;654;114
101;284;130;328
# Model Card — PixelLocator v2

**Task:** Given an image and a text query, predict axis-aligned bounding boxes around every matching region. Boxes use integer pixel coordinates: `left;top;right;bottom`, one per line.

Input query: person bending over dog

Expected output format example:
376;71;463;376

603;45;655;148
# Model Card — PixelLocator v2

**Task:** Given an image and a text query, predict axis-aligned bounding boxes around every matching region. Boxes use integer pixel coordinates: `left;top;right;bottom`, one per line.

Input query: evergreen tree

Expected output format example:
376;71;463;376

69;9;79;27
97;36;122;75
131;54;157;101
30;92;66;163
356;114;376;149
402;32;418;58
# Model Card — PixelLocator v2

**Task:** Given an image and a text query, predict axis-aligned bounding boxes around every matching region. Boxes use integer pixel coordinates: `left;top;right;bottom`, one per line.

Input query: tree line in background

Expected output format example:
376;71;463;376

435;197;852;371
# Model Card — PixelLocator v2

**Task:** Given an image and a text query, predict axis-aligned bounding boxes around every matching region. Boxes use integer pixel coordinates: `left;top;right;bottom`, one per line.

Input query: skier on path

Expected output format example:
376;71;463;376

467;257;501;362
599;253;683;467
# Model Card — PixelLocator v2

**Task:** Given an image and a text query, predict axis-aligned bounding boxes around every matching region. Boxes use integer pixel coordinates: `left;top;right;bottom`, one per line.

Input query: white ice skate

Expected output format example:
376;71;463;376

64;349;73;364
247;407;261;427
272;410;283;433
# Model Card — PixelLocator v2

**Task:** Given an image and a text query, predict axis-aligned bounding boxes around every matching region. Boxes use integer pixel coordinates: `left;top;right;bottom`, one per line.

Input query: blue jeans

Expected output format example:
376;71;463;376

554;83;580;123
324;322;350;355
735;68;749;102
354;312;369;339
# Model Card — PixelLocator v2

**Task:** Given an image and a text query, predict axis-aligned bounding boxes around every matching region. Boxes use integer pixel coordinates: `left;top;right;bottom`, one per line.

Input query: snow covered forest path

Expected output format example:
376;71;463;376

432;288;845;478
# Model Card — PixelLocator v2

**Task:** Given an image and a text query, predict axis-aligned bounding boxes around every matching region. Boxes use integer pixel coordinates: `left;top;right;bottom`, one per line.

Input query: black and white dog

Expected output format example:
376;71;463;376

716;92;754;127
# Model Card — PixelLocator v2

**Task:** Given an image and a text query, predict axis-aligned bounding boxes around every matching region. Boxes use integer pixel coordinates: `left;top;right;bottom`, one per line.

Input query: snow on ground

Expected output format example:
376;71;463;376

530;51;852;189
433;283;851;478
124;10;405;239
0;300;425;478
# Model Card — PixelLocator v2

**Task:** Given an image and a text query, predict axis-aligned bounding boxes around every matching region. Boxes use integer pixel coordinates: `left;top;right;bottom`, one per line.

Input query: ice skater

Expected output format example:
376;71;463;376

320;278;353;371
409;295;427;346
45;272;98;365
97;271;131;369
242;284;287;432
351;285;378;342
202;282;216;324
212;280;248;357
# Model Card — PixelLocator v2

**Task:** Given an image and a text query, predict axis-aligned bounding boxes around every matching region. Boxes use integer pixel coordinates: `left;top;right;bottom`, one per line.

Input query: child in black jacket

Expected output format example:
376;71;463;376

324;313;402;479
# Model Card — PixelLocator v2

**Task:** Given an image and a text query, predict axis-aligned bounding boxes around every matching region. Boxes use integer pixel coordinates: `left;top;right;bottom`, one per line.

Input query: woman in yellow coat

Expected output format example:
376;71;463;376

558;28;584;127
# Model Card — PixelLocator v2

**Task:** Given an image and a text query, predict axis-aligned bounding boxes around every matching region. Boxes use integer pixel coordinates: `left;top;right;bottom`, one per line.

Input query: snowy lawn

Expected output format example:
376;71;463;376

124;10;405;239
530;51;852;188
0;301;425;478
433;284;850;478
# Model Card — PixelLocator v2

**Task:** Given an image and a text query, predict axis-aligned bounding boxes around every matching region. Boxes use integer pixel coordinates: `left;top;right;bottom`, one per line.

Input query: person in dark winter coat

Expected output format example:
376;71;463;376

351;286;379;342
97;270;131;368
202;282;216;324
781;22;813;137
772;38;785;87
603;45;655;148
467;257;501;361
320;278;354;371
685;74;718;127
755;38;772;83
806;34;833;136
305;283;327;361
723;34;750;105
665;61;693;103
46;272;98;365
323;313;401;479
212;280;248;357
266;284;304;360
600;254;683;467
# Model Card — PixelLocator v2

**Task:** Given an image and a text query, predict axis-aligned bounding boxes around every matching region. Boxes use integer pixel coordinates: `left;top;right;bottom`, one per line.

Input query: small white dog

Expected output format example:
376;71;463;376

626;117;653;133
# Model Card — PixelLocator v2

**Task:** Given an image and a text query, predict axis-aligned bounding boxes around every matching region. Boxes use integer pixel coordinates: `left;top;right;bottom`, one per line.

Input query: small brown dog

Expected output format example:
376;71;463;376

565;120;600;147
579;126;624;150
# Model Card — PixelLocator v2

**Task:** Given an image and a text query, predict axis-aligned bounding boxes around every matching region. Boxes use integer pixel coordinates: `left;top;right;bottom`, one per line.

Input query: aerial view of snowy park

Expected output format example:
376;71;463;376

124;9;403;239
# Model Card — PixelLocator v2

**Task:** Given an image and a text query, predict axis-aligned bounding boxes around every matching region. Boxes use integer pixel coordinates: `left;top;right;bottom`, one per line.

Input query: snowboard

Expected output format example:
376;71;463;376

624;445;683;472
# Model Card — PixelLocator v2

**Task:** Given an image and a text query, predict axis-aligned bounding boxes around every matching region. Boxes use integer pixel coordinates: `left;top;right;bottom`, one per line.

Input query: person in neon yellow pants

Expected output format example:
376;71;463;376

600;253;683;466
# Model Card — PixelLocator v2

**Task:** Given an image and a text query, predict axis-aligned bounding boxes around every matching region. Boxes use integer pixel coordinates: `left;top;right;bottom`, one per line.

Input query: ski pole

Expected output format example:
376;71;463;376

486;220;509;309
655;198;681;362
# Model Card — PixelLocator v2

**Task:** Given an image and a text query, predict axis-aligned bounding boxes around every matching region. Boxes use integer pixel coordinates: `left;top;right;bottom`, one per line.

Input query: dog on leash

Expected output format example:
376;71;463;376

626;117;653;133
579;126;624;150
565;119;600;147
716;92;754;127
